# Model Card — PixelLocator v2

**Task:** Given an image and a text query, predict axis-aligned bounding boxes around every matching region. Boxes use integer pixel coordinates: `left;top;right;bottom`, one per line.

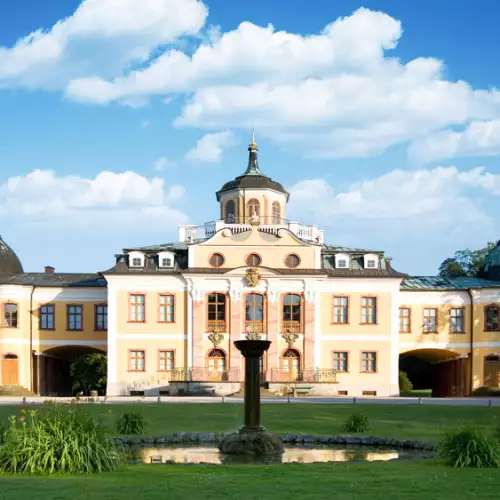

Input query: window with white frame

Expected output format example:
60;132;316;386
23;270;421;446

333;352;348;372
363;254;379;270
158;252;175;268
128;251;145;268
334;253;350;269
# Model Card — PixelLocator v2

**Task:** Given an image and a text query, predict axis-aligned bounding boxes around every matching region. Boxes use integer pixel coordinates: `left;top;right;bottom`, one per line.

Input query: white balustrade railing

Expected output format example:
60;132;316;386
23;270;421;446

178;220;324;244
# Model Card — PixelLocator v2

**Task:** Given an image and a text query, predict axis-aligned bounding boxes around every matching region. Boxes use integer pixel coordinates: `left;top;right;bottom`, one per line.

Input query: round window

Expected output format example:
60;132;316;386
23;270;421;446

246;253;262;266
285;254;300;268
210;253;225;268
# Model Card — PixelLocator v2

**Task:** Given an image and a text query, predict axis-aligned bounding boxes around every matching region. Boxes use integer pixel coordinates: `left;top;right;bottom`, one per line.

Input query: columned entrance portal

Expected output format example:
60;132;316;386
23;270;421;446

1;354;19;385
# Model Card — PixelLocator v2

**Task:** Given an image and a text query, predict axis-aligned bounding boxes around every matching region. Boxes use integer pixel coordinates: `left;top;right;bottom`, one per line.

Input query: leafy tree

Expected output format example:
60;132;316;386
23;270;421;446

70;353;107;396
438;242;496;278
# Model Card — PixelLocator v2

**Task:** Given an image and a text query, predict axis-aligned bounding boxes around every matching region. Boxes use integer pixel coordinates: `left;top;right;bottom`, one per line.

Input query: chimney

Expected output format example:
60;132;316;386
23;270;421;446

44;266;55;274
385;257;392;267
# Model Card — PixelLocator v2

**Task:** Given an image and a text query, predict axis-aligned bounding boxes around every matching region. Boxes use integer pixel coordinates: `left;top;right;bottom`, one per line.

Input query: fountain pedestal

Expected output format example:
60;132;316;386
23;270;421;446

218;340;284;456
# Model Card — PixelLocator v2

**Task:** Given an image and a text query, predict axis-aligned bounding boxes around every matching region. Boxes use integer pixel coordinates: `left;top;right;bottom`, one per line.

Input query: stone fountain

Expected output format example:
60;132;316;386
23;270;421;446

218;339;284;456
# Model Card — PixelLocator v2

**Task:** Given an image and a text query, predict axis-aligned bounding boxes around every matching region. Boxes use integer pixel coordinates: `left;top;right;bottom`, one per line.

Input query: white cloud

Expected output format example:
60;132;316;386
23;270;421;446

289;166;500;223
153;157;177;171
409;120;500;164
0;0;207;90
0;169;188;228
185;131;234;163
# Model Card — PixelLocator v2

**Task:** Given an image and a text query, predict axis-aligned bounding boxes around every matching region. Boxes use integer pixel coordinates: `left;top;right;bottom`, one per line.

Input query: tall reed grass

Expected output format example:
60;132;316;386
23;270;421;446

0;406;122;474
437;428;500;468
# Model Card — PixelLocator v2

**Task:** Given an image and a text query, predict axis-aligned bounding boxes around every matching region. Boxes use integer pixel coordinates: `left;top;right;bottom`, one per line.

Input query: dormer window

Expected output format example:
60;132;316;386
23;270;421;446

158;251;175;269
128;251;145;268
334;253;350;269
363;254;379;270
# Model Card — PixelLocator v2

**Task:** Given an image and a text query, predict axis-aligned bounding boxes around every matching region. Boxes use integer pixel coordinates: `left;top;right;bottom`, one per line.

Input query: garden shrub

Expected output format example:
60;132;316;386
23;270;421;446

437;428;500;468
343;414;369;433
0;406;121;474
398;370;413;393
115;411;148;435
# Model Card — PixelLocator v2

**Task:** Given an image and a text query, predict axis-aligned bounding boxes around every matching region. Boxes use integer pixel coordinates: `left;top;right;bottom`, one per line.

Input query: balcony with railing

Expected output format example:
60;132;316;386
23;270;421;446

282;320;301;333
178;216;324;244
207;320;226;333
245;320;265;334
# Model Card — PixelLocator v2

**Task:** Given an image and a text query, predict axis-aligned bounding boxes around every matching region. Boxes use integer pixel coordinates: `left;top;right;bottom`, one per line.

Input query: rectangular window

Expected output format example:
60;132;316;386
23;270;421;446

361;297;377;324
129;350;145;371
95;304;108;331
423;308;438;333
129;294;145;322
399;308;411;333
366;260;376;268
333;297;349;324
158;350;175;371
333;351;348;372
361;352;377;373
3;303;18;328
337;259;348;268
40;304;55;330
67;305;83;330
158;295;175;323
450;308;464;333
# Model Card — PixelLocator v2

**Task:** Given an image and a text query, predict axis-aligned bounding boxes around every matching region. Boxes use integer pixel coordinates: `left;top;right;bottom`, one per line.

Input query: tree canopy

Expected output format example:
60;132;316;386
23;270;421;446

438;241;497;278
70;353;107;396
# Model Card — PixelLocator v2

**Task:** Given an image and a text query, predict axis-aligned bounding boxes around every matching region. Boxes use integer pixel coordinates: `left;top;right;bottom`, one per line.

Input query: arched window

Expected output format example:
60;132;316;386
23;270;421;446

207;293;226;332
207;349;226;380
246;253;261;266
282;294;301;333
245;293;265;334
285;254;300;268
247;199;260;220
209;253;225;268
281;348;301;381
272;202;281;224
225;200;235;223
485;305;500;332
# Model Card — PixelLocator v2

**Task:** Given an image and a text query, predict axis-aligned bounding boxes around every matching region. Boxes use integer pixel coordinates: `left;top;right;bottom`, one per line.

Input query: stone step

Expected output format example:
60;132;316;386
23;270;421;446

0;385;35;396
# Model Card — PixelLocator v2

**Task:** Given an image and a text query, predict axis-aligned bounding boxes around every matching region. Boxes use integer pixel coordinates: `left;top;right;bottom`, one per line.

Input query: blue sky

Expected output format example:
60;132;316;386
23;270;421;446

0;0;499;275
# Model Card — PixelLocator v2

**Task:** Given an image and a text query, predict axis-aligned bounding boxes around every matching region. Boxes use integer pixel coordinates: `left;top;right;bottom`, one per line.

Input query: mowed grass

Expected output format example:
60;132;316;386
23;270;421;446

0;403;499;441
1;461;500;500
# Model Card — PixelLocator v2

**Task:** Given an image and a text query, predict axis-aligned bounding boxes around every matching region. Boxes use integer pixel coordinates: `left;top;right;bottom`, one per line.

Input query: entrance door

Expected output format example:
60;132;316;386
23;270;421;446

282;349;300;382
2;354;19;385
207;349;226;381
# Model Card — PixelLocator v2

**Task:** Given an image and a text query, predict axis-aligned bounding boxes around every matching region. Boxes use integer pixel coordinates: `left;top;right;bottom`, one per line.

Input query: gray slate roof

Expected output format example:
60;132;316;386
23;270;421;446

0;273;106;287
401;276;500;290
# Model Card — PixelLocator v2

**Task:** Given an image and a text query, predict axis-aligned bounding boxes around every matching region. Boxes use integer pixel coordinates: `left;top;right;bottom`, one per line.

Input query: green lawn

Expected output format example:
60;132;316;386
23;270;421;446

1;462;499;500
400;389;432;398
0;403;499;441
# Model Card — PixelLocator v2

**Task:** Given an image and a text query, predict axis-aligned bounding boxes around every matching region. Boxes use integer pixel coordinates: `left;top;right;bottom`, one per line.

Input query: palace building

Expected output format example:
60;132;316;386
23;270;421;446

1;135;500;397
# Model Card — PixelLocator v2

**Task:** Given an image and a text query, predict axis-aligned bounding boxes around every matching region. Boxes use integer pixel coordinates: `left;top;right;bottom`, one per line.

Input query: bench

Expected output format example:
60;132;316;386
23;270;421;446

293;385;313;397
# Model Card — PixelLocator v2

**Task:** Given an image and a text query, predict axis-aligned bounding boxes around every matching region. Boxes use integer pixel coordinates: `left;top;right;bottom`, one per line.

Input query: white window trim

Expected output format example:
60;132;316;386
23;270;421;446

128;251;145;268
334;253;350;269
158;251;175;268
363;253;379;270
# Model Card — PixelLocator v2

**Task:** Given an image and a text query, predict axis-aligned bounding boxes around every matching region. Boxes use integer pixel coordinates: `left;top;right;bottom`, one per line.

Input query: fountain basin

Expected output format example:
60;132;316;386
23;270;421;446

130;444;433;465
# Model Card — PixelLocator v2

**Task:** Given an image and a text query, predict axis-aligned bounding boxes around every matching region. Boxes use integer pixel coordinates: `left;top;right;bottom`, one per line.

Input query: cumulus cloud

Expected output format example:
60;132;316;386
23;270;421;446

289;166;500;224
153;157;177;171
409;120;500;164
0;0;207;90
0;169;187;228
185;131;234;163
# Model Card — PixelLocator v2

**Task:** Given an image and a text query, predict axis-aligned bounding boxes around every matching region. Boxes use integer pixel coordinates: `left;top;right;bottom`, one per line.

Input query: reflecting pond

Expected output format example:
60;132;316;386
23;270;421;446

132;445;431;465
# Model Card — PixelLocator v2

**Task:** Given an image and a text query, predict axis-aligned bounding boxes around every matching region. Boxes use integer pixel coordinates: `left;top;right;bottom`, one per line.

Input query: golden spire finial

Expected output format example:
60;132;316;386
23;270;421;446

249;129;257;148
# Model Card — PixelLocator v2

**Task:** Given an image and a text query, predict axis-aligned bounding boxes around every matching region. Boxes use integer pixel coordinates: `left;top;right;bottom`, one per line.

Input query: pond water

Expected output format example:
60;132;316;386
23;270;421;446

132;445;431;465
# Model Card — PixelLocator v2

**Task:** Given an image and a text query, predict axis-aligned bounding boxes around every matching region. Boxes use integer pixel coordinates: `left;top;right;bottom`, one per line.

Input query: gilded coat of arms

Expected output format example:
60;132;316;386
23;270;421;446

245;267;261;287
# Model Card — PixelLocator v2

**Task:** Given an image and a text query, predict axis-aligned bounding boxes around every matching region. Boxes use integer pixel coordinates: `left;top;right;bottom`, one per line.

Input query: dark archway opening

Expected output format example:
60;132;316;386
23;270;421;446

34;346;107;397
399;349;470;397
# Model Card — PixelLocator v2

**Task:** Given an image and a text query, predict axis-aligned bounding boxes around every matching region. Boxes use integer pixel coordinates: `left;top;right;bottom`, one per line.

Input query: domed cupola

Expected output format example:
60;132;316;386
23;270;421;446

216;133;289;224
0;235;23;275
483;240;500;281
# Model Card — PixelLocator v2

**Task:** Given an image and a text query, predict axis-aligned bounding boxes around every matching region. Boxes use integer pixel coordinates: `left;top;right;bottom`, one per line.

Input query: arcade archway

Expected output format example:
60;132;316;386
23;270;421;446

399;348;470;397
34;345;107;396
